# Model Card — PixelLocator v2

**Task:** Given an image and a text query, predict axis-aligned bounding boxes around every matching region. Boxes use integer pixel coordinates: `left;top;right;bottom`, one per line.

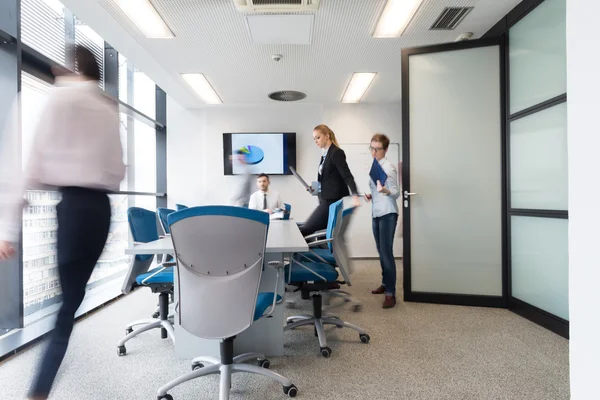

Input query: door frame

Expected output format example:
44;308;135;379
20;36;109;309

401;36;509;308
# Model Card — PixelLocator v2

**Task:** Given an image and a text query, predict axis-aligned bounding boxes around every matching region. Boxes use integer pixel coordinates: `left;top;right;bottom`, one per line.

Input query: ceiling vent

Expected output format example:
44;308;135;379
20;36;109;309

268;90;306;102
233;0;320;13
430;7;473;30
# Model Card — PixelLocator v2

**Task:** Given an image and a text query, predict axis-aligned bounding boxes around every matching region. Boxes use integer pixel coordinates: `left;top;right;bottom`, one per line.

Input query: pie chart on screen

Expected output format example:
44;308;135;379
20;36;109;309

239;145;264;165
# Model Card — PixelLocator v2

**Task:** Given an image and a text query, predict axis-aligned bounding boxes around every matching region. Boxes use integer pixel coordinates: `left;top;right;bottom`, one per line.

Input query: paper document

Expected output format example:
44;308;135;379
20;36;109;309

270;211;285;220
289;166;319;196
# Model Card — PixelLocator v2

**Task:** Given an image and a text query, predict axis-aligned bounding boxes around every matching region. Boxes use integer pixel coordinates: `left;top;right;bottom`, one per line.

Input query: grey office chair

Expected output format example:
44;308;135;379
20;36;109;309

157;206;298;400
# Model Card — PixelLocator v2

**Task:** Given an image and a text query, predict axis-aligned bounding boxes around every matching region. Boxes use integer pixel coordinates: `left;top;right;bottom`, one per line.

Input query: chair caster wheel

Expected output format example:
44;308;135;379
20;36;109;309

126;327;133;335
284;384;298;397
360;333;370;344
117;346;126;356
152;312;160;319
353;304;362;312
158;395;173;400
259;359;270;369
192;362;204;371
320;347;332;358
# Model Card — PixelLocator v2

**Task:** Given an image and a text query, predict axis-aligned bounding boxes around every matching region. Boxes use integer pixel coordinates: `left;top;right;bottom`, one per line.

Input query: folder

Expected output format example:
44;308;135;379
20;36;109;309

369;158;387;186
289;166;319;196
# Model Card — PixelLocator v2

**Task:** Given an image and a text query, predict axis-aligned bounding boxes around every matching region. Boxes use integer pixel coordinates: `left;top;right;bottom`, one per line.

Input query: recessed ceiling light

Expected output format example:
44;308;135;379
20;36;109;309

373;0;424;38
113;0;174;39
181;74;222;104
341;73;376;103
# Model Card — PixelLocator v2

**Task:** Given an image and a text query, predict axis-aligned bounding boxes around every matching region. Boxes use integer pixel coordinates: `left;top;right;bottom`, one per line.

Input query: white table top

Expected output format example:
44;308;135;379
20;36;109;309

125;220;308;255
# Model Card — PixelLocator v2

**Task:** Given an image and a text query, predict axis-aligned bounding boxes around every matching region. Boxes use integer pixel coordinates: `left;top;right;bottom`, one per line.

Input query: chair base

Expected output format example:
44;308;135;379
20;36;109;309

117;292;175;356
322;289;363;312
285;286;363;313
157;338;297;400
284;294;370;357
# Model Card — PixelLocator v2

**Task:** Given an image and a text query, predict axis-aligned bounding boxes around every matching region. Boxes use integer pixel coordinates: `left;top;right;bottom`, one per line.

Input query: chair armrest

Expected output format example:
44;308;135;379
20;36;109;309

303;231;326;241
307;238;333;247
140;262;175;285
160;261;177;267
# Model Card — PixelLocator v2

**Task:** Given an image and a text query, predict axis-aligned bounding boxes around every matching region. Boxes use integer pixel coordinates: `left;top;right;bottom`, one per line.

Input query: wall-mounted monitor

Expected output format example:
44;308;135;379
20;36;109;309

223;132;296;175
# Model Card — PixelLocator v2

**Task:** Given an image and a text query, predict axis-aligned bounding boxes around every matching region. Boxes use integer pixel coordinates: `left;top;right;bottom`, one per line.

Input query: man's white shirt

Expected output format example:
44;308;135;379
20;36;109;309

248;189;284;211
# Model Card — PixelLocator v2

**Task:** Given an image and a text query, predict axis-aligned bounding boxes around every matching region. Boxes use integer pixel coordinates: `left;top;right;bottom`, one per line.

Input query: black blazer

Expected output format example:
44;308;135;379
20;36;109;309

318;145;358;201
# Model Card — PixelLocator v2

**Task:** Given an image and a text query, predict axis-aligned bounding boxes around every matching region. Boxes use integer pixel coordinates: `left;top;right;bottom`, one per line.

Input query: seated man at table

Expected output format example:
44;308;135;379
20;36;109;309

248;173;284;214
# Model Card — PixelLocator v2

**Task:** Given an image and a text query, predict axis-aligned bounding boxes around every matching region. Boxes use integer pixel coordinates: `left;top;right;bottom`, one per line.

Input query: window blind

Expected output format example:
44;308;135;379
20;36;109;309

75;20;105;89
21;0;67;66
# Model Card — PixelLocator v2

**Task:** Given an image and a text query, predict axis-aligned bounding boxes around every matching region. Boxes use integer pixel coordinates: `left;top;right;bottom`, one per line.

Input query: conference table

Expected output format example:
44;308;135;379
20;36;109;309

125;220;308;358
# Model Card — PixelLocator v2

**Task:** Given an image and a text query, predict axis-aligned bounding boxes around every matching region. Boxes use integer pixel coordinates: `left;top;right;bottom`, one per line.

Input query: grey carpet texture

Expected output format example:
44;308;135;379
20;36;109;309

0;261;569;400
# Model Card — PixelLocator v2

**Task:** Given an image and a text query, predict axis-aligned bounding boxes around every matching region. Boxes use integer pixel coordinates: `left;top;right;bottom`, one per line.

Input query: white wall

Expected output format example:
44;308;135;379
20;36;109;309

166;97;206;208
166;100;402;225
567;0;600;397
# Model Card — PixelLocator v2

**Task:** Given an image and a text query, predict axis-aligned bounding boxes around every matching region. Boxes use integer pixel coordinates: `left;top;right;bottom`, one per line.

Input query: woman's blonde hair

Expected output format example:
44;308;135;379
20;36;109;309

313;124;339;147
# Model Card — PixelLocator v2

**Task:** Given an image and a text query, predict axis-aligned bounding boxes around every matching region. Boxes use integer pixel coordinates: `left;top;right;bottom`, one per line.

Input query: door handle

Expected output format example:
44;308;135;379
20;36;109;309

404;191;418;199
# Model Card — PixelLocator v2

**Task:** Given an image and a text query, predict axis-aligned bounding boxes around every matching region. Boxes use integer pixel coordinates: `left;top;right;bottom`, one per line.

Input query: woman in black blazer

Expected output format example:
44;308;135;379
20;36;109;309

300;124;360;236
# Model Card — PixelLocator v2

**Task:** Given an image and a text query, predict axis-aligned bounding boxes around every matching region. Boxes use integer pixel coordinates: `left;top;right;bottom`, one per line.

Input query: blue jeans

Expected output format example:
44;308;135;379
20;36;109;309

372;213;398;296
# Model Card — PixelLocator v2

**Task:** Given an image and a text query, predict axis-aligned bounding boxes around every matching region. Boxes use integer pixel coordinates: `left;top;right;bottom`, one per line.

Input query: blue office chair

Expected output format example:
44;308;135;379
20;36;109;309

292;206;362;312
283;203;292;220
175;203;188;211
157;207;176;236
284;200;369;358
117;207;175;356
157;206;298;400
294;207;354;265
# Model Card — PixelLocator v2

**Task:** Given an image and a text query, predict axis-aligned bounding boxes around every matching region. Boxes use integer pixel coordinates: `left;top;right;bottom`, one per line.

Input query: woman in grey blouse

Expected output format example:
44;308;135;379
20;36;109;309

365;133;400;309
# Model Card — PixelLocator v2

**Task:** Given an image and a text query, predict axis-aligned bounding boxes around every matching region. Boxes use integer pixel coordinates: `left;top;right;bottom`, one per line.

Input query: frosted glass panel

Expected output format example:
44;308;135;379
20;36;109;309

511;216;568;320
509;0;566;114
510;103;568;210
409;46;502;296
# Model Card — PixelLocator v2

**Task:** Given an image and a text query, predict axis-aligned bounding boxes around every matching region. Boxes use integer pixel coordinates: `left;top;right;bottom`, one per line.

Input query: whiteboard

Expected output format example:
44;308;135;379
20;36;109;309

341;143;403;258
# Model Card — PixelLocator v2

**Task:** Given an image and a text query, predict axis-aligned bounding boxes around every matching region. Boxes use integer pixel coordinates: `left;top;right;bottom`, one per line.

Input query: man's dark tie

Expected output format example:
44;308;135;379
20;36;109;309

263;193;267;210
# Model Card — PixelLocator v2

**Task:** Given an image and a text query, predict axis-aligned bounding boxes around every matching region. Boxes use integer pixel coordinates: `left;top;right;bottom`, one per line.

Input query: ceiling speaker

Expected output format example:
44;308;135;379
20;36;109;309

268;90;307;102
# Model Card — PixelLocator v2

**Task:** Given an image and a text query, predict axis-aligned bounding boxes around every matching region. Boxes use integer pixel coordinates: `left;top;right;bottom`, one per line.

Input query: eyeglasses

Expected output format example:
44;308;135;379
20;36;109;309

369;146;384;152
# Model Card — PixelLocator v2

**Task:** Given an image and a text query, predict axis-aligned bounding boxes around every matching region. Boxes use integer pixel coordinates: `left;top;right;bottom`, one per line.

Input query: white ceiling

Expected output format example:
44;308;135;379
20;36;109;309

60;0;522;107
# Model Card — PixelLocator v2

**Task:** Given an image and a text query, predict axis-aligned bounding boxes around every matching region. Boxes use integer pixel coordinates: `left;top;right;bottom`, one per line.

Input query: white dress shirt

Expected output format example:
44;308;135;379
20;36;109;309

248;189;284;211
0;78;126;242
369;157;400;218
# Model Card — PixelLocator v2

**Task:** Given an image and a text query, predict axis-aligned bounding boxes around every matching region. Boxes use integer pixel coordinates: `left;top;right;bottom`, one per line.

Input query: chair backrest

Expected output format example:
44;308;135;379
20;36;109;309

168;206;270;339
121;207;158;294
336;206;355;239
283;203;291;220
336;206;356;281
331;205;355;285
157;207;175;234
175;204;188;211
324;200;344;253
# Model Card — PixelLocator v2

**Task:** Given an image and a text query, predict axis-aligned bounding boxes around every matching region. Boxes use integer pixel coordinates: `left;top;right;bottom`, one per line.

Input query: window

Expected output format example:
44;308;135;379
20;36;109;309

86;194;132;286
1;0;165;347
119;115;157;194
119;54;156;118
